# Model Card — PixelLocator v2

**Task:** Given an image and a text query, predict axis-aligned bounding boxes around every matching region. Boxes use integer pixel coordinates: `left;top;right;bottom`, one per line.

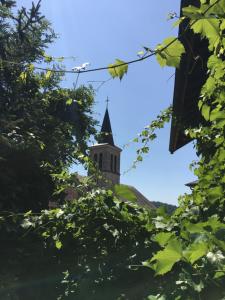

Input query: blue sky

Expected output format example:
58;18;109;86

18;0;197;205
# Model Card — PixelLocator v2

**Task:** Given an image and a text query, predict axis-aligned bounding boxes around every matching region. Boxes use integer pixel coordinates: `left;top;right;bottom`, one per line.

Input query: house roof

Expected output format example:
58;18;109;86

185;180;198;189
169;0;209;153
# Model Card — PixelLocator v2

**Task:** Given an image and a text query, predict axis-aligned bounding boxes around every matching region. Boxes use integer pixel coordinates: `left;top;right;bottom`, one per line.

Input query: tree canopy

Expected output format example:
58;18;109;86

0;0;96;211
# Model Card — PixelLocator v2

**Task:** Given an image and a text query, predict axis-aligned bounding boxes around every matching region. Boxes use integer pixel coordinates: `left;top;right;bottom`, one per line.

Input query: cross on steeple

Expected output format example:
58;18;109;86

106;96;109;109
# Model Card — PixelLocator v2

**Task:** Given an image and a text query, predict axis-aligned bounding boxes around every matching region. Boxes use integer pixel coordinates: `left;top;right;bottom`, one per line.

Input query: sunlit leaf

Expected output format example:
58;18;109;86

55;240;62;249
45;70;52;79
150;239;182;275
184;242;208;264
108;59;128;80
152;232;174;247
156;37;185;68
114;184;137;202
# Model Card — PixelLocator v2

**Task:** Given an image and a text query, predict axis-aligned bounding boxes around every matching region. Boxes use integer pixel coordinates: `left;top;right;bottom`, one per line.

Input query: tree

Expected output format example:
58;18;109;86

0;0;96;212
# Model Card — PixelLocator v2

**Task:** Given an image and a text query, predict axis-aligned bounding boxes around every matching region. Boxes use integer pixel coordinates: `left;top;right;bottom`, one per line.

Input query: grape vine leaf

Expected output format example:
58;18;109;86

114;184;137;202
150;238;182;275
108;59;128;80
55;240;62;250
156;37;185;68
152;232;174;247
184;242;208;264
191;18;220;50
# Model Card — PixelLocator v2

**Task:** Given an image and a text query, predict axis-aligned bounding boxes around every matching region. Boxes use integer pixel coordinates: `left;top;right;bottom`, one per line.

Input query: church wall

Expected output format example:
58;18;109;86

89;143;121;187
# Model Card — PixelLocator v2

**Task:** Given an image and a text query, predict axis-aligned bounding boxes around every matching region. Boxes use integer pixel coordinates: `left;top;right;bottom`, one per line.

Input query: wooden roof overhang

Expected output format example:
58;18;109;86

169;0;209;153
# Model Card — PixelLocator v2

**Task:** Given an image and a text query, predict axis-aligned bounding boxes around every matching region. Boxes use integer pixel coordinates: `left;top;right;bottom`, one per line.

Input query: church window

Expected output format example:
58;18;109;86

99;153;103;170
114;155;117;173
110;154;113;171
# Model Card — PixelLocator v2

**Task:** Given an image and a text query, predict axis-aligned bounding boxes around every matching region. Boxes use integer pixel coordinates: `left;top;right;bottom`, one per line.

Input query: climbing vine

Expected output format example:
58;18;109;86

1;0;225;299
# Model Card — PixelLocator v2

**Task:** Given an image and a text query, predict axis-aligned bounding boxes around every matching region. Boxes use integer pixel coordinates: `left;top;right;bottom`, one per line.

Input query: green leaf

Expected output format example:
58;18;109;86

28;64;35;72
214;266;225;279
201;104;211;121
66;98;73;105
207;186;223;202
114;184;137;202
207;216;225;232
19;71;27;82
21;219;33;229
133;137;139;143
24;210;32;217
45;70;52;80
150;238;183;275
43;53;53;63
156;37;185;68
55;240;62;250
108;59;128;80
136;155;143;162
182;5;202;19
137;50;144;56
191;18;220;50
208;1;225;16
207;55;221;70
210;110;225;122
221;175;225;183
152;232;174;247
184;242;208;264
42;231;50;238
172;17;185;28
39;142;45;150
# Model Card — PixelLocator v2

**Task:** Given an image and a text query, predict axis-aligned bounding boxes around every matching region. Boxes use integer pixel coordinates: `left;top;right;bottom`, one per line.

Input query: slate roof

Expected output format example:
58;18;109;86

99;108;115;146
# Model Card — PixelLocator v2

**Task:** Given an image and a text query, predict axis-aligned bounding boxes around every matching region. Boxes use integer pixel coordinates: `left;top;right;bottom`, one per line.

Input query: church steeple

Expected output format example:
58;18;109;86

100;108;114;146
89;98;122;187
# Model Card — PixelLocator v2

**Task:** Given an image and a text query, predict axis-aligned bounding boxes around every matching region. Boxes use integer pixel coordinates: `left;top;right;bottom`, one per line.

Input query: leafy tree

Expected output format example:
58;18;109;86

0;0;96;212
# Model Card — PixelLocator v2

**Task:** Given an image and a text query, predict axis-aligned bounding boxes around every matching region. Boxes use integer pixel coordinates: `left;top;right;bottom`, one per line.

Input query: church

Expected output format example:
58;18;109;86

88;104;155;210
50;103;155;210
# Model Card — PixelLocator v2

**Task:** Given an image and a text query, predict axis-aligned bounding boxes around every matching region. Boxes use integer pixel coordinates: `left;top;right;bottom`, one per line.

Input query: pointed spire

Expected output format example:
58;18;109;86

100;99;114;145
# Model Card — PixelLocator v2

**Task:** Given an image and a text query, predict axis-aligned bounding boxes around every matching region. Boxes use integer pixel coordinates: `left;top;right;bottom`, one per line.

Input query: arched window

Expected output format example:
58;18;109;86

114;155;117;173
99;153;103;170
110;154;113;171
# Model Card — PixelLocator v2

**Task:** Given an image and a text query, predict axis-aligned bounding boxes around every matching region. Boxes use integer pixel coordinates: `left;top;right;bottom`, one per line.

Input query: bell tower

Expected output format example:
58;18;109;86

89;101;121;186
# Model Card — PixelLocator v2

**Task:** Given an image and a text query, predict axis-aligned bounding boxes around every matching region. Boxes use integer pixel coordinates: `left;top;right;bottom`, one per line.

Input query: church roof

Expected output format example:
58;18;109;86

119;184;155;210
100;108;114;146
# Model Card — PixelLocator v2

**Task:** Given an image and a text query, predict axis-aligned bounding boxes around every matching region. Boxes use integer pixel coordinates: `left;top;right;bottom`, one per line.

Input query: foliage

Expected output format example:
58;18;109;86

131;106;172;167
0;190;166;300
1;0;225;299
141;0;225;298
110;0;225;298
151;202;177;215
0;0;96;211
